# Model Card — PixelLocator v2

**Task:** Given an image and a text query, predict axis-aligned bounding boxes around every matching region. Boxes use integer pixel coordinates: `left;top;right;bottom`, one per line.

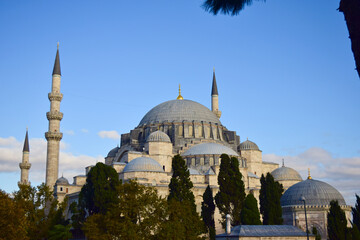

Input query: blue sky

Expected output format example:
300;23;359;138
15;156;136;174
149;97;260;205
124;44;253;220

0;0;359;205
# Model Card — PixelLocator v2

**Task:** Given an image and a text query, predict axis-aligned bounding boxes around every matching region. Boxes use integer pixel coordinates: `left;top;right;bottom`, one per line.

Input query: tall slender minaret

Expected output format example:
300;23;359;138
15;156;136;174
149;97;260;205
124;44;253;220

19;129;31;185
45;43;63;188
211;68;221;118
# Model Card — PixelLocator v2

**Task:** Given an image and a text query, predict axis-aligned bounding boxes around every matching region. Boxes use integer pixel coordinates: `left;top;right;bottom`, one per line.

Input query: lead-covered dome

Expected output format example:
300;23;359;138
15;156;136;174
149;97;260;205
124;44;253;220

281;179;346;206
147;130;171;143
107;146;120;158
123;157;164;173
56;176;69;185
239;139;260;151
271;166;302;181
183;142;239;156
138;99;221;127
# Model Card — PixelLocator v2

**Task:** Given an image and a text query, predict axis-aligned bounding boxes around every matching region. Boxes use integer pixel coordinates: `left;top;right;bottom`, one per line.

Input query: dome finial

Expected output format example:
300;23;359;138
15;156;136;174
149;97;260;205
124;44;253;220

57;42;59;49
308;168;312;179
282;158;285;167
177;84;183;100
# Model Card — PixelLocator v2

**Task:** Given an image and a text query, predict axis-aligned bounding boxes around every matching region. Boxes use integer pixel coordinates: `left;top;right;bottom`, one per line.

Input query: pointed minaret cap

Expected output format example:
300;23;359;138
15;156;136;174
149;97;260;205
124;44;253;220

307;168;312;179
177;84;183;100
282;159;285;167
52;42;61;76
23;128;30;152
211;67;218;96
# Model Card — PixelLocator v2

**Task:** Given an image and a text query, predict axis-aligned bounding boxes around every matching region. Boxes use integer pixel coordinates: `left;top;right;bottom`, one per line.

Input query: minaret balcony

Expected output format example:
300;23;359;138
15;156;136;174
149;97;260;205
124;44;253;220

19;162;31;169
45;131;63;141
46;111;63;121
48;92;63;101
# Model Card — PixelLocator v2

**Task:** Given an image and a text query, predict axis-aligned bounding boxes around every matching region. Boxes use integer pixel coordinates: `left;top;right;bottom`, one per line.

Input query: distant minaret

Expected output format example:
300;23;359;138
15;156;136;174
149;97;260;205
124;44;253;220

45;43;63;188
19;129;31;185
211;68;221;118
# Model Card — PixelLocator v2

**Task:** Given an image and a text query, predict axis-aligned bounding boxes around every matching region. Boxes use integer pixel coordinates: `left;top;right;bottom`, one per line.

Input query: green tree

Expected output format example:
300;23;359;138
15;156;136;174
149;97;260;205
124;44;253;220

312;227;322;240
48;224;72;240
215;154;246;227
0;189;28;240
259;173;283;225
202;0;360;79
327;200;348;240
201;185;216;240
79;162;121;216
240;193;261;225
353;194;360;232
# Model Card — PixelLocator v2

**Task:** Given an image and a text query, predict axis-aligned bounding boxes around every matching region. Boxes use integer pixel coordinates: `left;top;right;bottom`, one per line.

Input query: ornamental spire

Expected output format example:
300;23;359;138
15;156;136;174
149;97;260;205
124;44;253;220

23;128;29;152
52;42;61;76
308;168;312;179
177;84;183;100
211;67;218;96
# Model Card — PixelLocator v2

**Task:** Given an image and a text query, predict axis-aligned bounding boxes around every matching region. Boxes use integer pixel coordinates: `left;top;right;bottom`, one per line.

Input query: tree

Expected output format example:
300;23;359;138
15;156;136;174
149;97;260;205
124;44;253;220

0;190;28;240
215;154;246;227
240;193;261;225
312;227;322;240
353;194;360;232
83;180;167;240
201;185;216;240
203;0;360;78
259;173;283;225
327;200;348;240
48;224;72;240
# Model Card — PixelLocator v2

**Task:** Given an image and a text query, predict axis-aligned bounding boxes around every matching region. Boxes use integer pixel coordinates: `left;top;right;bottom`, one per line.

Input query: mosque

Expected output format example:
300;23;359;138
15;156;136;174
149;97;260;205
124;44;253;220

19;46;351;238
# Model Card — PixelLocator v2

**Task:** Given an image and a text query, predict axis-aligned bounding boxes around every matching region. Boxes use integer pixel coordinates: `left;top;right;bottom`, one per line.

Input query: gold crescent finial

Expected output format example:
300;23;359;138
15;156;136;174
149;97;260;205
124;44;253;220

177;84;183;100
308;168;312;179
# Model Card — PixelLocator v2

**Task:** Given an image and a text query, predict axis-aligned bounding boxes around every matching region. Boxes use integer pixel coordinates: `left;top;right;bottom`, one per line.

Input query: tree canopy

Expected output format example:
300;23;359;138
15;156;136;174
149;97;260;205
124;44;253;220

240;193;262;225
201;185;216;240
327;200;349;240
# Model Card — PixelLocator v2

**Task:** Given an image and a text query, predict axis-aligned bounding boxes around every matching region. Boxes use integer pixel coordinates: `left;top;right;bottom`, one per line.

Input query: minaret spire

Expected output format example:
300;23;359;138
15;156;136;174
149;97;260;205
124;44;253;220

45;44;64;188
19;128;31;185
211;68;221;118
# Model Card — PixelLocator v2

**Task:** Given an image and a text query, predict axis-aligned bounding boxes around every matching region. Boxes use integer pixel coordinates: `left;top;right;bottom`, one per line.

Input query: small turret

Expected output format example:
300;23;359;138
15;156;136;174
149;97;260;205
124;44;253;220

211;68;221;118
19;128;31;185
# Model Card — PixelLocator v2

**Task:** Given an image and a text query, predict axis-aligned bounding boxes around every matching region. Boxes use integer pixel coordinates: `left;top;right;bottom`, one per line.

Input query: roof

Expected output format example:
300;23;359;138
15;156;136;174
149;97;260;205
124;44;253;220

271;166;302;181
147;130;171;143
247;172;260;179
138;99;221;127
183;142;239;156
23;130;29;152
205;167;216;175
189;168;201;175
239;139;260;151
212;70;218;95
123;157;164;173
216;225;309;238
107;146;120;158
55;176;69;185
52;46;61;75
281;178;346;206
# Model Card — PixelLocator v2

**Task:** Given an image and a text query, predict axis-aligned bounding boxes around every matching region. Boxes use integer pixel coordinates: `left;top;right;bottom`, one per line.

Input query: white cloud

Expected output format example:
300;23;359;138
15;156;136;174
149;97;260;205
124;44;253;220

0;136;103;184
65;130;75;135
81;129;89;133
263;147;360;206
98;130;120;140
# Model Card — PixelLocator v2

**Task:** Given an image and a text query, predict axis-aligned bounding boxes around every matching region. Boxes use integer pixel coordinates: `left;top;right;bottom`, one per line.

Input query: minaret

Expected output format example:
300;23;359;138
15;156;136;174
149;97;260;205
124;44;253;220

45;43;63;188
19;129;31;184
211;68;221;118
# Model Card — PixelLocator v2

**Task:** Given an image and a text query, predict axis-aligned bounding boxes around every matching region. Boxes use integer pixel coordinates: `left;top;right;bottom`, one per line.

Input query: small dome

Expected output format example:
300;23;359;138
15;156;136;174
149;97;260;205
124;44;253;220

147;131;171;143
183;142;239;156
138;99;221;127
281;178;346;206
56;176;69;185
107;146;120;158
271;166;302;181
239;139;260;151
123;157;164;173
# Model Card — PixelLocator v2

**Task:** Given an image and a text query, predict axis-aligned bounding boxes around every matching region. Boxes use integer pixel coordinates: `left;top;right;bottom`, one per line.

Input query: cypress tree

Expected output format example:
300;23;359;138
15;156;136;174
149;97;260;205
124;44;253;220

259;173;283;225
240;193;261;225
201;185;216;240
353;194;360;232
215;154;246;227
327;200;348;240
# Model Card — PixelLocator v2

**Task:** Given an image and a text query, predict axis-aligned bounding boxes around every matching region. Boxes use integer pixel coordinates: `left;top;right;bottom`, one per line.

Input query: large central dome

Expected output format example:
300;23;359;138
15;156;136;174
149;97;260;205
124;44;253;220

138;99;221;127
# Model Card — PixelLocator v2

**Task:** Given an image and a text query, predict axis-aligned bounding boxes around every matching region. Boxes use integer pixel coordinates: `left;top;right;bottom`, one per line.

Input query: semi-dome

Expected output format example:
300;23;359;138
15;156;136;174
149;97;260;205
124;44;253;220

281;178;346;206
271;166;302;181
147;130;171;143
138;99;221;127
239;139;259;151
56;176;69;185
183;142;239;156
123;157;164;173
107;146;120;158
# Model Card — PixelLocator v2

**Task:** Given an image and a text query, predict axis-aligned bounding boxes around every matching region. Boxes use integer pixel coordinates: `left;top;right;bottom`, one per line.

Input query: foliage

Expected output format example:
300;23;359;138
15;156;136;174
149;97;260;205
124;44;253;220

48;224;72;240
0;189;28;240
327;200;348;240
215;154;246;227
312;227;322;240
202;0;256;16
352;225;360;240
12;183;68;240
201;185;216;240
353;194;360;232
259;173;283;225
79;162;121;216
240;193;262;225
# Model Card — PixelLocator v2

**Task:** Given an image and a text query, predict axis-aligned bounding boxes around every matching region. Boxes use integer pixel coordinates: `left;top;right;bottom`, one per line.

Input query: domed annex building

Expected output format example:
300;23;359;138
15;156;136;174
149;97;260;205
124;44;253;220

20;47;350;236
